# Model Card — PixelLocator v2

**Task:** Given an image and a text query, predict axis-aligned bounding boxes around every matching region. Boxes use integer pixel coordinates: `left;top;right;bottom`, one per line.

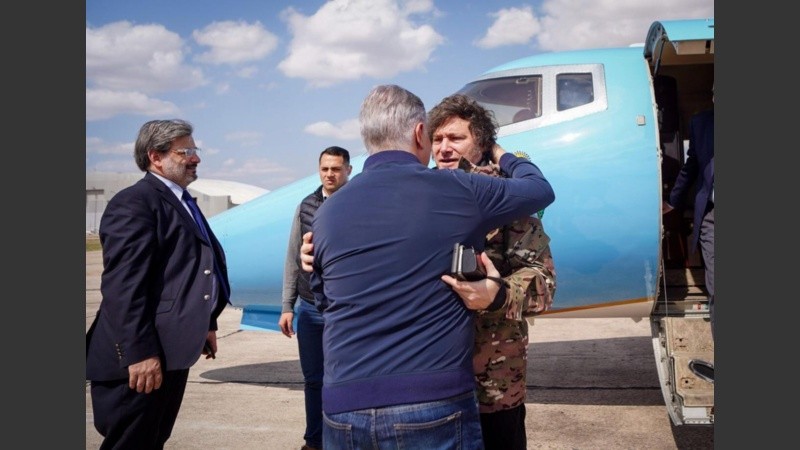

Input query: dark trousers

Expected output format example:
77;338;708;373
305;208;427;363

699;206;714;339
90;368;190;450
297;298;325;448
480;403;527;450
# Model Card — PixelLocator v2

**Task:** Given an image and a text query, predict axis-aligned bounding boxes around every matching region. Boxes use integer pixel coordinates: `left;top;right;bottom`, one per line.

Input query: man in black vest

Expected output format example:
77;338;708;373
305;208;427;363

279;146;352;450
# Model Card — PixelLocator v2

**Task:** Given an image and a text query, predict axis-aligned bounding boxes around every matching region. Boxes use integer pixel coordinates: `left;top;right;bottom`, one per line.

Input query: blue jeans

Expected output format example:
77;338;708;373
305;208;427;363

297;298;325;448
323;391;484;450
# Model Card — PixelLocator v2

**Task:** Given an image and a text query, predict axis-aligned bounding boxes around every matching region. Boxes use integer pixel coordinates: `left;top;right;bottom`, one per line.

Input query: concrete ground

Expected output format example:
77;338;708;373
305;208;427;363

85;250;713;449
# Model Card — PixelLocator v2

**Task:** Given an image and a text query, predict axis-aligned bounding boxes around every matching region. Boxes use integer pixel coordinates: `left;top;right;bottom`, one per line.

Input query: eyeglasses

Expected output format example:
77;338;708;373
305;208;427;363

171;148;201;157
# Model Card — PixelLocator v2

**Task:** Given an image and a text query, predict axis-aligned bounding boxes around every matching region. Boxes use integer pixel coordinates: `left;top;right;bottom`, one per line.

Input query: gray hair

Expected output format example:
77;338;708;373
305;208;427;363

359;85;426;154
134;119;194;171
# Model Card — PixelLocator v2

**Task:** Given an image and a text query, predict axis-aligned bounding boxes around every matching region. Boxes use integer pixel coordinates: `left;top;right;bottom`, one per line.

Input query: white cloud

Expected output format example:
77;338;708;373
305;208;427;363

278;0;444;87
258;81;279;91
86;21;207;94
215;83;231;94
401;0;436;15
475;6;540;49
533;0;714;51
225;131;264;147
236;66;259;78
229;157;293;175
209;157;298;189
193;20;279;65
94;159;140;173
472;1;714;52
304;118;361;140
86;88;180;121
86;136;134;156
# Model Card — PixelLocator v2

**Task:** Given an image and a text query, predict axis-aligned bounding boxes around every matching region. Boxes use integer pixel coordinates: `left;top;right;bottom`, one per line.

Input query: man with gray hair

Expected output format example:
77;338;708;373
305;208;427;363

86;119;230;449
309;85;555;449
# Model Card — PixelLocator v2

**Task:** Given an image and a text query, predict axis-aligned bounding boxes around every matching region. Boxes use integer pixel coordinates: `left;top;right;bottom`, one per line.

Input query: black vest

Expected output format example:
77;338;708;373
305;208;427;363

296;185;325;301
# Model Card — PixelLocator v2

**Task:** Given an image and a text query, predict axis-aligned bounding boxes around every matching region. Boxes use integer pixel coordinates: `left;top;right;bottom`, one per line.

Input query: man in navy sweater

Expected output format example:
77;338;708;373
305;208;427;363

309;84;554;449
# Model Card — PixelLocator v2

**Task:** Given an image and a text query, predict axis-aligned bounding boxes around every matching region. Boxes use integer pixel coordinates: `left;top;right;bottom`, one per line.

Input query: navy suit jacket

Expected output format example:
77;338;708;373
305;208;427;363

86;172;230;381
670;109;714;251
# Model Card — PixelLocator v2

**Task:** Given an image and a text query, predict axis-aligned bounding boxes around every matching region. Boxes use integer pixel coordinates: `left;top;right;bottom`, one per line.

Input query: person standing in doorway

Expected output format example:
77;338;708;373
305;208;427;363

664;87;714;382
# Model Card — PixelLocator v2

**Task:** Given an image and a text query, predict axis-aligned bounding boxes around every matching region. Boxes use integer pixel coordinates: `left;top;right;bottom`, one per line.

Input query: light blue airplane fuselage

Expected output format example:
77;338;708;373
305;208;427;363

209;18;714;331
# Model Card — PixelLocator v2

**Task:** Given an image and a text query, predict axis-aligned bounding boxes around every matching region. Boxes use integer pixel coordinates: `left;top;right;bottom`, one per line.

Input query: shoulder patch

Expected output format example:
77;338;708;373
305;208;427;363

513;151;530;160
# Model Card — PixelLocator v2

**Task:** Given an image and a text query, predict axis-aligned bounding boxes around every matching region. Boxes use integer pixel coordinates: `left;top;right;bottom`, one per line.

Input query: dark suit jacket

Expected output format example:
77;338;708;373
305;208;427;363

86;172;230;381
669;109;714;251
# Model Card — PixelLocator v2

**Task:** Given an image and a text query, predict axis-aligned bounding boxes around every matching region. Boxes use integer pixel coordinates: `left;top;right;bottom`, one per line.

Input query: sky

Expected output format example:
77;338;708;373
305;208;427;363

86;0;714;191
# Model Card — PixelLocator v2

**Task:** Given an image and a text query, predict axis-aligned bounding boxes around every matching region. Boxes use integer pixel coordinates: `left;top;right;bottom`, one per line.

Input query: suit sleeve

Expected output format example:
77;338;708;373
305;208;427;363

669;116;700;209
98;191;161;367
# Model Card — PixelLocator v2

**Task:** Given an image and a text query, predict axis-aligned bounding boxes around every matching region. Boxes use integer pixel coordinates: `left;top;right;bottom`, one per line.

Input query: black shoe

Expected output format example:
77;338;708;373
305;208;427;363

689;359;714;383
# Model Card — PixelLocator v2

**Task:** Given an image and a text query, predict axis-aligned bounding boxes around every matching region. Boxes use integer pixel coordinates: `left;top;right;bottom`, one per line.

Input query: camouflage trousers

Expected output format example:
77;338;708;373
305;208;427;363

473;309;529;413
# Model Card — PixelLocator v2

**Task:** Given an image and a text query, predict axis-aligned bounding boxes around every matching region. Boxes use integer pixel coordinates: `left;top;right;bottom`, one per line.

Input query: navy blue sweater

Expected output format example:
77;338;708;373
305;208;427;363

311;150;554;414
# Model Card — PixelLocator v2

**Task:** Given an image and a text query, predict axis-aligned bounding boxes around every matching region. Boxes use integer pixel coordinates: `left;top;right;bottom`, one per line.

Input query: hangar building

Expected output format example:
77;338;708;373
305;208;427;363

86;172;268;233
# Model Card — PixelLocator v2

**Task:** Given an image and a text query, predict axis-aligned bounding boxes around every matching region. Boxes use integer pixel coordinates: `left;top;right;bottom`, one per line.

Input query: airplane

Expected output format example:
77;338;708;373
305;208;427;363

209;18;715;427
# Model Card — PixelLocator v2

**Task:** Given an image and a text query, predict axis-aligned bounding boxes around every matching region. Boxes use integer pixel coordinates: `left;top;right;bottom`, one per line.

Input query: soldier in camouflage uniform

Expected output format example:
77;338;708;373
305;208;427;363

430;94;556;450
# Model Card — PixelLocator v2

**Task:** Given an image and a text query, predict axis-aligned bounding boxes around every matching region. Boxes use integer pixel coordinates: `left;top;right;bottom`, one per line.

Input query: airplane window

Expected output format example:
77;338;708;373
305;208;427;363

457;75;542;127
557;73;594;111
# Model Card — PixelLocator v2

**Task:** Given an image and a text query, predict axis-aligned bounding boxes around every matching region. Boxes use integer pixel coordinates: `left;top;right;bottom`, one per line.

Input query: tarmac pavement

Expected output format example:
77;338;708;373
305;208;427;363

85;249;713;449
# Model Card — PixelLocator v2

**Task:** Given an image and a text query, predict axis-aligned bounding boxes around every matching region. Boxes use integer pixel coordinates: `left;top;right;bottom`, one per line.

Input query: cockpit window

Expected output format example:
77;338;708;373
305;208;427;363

557;73;594;111
457;75;542;127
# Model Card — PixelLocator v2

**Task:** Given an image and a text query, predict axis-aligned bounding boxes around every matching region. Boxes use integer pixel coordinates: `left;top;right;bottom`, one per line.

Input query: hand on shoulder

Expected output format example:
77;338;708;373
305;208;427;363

490;144;506;164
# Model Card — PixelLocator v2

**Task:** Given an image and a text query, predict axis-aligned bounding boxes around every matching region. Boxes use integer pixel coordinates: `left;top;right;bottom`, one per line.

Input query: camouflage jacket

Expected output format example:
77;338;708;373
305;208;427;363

460;156;557;413
459;157;557;320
